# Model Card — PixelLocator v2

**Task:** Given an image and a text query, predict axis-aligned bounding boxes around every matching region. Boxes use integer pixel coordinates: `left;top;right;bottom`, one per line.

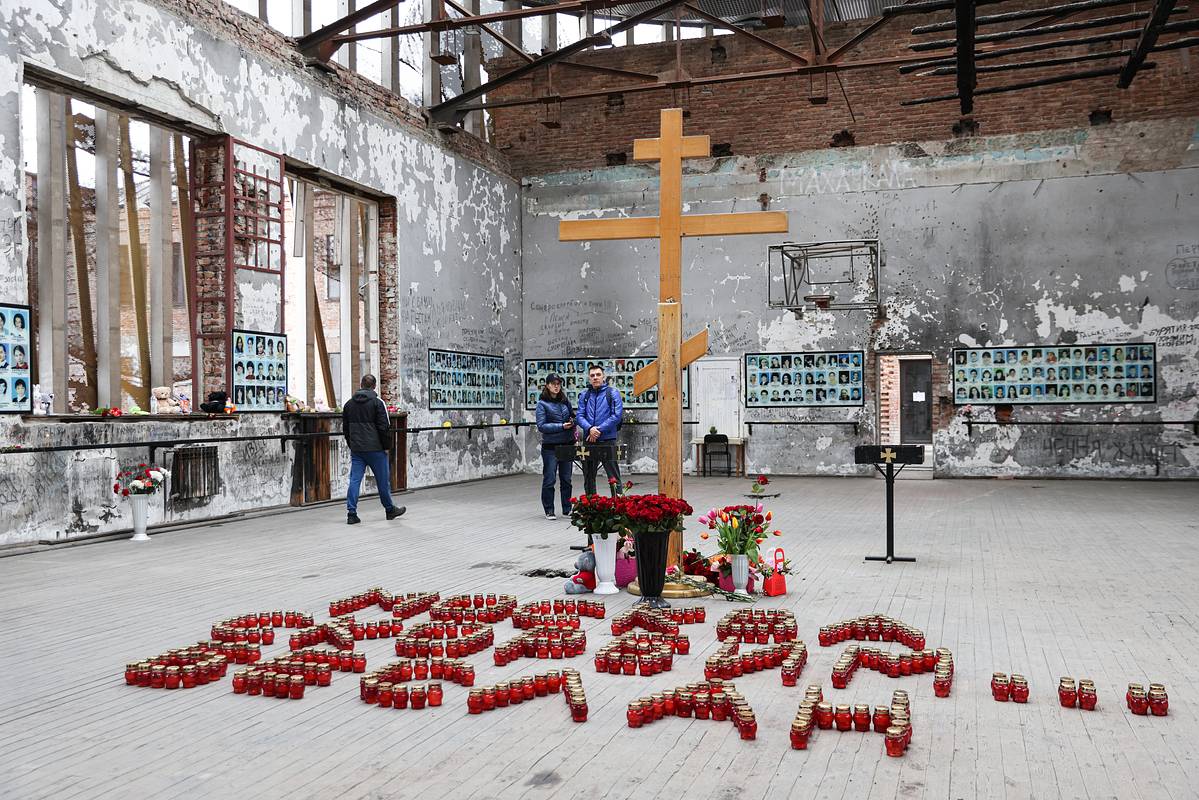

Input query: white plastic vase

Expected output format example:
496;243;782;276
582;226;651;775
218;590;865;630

731;554;750;597
129;493;150;542
592;532;619;595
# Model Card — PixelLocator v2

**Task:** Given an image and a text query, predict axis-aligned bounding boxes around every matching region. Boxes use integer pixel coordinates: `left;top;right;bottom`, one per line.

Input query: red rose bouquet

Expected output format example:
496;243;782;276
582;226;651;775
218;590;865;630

568;493;624;538
616;493;694;537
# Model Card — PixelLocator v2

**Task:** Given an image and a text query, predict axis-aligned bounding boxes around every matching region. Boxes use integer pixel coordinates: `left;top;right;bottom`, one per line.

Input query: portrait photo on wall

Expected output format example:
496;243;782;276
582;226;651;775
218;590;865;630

0;302;34;414
951;343;1157;405
524;357;691;410
743;350;865;408
231;329;288;412
428;348;505;410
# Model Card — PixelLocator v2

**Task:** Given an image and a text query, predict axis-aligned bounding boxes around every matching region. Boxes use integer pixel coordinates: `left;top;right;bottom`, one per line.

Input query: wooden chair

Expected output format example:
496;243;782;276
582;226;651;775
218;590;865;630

703;433;731;476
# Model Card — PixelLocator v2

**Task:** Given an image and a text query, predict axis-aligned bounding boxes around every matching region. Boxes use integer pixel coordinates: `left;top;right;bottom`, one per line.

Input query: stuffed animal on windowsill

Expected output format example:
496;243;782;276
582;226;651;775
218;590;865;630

151;386;183;414
563;550;596;594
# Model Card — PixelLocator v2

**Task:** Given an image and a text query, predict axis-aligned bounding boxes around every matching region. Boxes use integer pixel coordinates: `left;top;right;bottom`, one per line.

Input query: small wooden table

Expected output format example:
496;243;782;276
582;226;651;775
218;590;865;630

692;437;746;477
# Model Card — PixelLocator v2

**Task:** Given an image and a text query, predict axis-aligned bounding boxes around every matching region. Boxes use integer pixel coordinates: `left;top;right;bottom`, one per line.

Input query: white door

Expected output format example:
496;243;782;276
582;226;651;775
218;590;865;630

693;356;743;440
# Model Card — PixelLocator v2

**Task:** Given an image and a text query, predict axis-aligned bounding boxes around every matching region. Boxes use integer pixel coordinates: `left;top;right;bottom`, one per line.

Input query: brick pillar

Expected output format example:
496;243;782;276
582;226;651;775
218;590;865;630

190;136;230;400
376;198;400;402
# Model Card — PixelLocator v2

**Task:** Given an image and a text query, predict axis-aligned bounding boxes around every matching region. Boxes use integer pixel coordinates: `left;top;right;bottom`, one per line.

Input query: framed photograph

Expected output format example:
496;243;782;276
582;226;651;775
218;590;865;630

524;357;691;410
744;350;865;408
951;343;1157;405
231;329;287;412
0;302;33;414
429;348;504;410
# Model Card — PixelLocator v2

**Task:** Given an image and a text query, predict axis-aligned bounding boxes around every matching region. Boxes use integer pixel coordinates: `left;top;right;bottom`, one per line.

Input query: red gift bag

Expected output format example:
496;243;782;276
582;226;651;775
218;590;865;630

762;548;787;597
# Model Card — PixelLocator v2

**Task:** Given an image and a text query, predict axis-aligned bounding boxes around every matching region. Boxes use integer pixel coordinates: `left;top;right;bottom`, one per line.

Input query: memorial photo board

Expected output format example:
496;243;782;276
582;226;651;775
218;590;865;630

744;350;865;407
231;329;288;412
429;349;505;410
952;343;1157;404
524;357;691;410
0;303;33;414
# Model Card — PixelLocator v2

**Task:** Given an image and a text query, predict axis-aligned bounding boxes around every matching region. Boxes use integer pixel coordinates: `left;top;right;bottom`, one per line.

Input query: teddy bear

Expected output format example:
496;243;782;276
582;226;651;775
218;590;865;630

563;550;597;594
150;386;182;414
31;384;53;415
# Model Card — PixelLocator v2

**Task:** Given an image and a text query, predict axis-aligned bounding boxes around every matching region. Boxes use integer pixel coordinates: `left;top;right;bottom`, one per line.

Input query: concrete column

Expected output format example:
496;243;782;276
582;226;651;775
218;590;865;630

148;127;174;391
365;203;380;379
379;4;402;95
664;22;675;41
501;1;522;46
35;89;68;410
463;0;483;136
422;0;443;107
338;196;360;397
334;0;357;70
291;0;312;36
585;10;595;35
93;109;122;408
542;12;557;54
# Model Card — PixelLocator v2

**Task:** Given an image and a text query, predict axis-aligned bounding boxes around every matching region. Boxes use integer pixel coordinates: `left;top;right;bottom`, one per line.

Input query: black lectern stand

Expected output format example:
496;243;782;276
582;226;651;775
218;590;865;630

556;443;624;552
854;445;924;564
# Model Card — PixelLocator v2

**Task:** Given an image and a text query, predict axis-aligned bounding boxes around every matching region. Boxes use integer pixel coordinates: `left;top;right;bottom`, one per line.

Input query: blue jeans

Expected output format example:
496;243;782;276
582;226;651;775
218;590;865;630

347;450;394;515
541;446;573;516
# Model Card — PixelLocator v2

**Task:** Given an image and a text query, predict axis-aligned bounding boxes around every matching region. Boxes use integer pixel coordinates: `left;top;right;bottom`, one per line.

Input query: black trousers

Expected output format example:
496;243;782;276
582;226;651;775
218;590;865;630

582;444;621;495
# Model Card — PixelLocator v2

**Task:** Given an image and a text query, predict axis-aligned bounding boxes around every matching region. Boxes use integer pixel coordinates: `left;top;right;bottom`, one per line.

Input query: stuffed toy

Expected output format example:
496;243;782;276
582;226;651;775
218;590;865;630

563;550;597;594
151;386;182;414
199;391;228;414
32;385;53;415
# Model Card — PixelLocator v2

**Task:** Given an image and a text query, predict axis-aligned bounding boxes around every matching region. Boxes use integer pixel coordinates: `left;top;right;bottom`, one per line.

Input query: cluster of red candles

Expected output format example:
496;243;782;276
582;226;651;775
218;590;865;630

230;651;346;699
818;615;926;650
791;687;912;756
392;592;442;620
1057;677;1097;709
933;649;954;697
467;670;564;713
336;617;405;643
1127;683;1168;716
593;633;680;676
361;657;476;689
286;647;367;673
124;608;317;688
511;613;584;632
513;598;606;626
211;610;314;644
626;679;757;739
704;641;795;680
715;608;798;644
125;650;230;690
831;644;943;688
360;679;443;708
780;644;810;686
991;673;1030;703
328;587;399;617
395;623;495;659
493;628;586;664
429;593;517;624
609;606;698;636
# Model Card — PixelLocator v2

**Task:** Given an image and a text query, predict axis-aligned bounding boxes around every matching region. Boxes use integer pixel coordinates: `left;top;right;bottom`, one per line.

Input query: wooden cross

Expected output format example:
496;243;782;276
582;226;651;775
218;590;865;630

559;108;788;571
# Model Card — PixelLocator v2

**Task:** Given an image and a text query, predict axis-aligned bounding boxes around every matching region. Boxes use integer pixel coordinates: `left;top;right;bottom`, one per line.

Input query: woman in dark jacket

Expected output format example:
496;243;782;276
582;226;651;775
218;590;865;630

536;374;575;520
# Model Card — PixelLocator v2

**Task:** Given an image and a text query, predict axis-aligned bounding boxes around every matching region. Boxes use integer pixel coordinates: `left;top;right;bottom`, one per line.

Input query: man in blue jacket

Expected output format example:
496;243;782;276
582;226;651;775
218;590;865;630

576;363;623;495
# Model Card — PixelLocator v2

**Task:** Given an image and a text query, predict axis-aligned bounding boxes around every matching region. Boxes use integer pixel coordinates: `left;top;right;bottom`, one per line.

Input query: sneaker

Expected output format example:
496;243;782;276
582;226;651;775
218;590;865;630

386;506;407;520
545;513;557;521
347;514;361;525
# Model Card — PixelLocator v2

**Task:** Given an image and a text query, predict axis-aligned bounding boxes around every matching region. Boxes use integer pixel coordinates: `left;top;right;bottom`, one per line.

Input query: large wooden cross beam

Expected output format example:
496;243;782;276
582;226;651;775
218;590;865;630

559;108;789;573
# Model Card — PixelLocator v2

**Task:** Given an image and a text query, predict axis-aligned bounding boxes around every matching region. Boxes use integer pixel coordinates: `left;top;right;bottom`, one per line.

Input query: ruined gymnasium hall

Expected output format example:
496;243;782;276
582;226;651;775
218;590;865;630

0;0;1196;798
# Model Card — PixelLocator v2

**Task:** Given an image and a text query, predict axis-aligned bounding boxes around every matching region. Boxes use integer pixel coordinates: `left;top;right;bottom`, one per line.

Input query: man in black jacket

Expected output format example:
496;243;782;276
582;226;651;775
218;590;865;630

343;374;406;525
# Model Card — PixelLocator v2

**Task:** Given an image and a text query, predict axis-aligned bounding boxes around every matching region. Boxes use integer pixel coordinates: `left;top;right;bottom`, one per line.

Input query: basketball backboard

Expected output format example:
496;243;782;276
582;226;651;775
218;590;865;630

767;239;883;319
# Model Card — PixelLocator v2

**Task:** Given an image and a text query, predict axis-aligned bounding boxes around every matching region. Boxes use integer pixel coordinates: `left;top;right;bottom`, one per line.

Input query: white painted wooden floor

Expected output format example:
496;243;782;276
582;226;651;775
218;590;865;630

1;474;1196;800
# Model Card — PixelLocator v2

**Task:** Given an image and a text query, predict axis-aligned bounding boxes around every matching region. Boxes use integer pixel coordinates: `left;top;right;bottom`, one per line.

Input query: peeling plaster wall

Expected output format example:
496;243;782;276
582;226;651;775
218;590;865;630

0;0;525;545
522;119;1199;480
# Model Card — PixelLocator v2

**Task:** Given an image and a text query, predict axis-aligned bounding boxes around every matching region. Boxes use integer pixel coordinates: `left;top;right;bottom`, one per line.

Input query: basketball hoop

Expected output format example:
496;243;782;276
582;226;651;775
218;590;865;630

804;293;834;310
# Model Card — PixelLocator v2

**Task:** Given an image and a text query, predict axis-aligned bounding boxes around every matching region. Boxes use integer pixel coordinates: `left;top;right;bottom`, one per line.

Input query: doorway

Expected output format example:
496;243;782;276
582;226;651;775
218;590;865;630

878;353;935;473
692;356;744;475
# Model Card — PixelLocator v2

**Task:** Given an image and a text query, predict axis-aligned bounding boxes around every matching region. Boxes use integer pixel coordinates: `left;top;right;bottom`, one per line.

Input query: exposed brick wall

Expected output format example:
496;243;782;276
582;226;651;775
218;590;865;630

192;136;229;399
486;1;1199;175
147;0;513;179
377;199;400;403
